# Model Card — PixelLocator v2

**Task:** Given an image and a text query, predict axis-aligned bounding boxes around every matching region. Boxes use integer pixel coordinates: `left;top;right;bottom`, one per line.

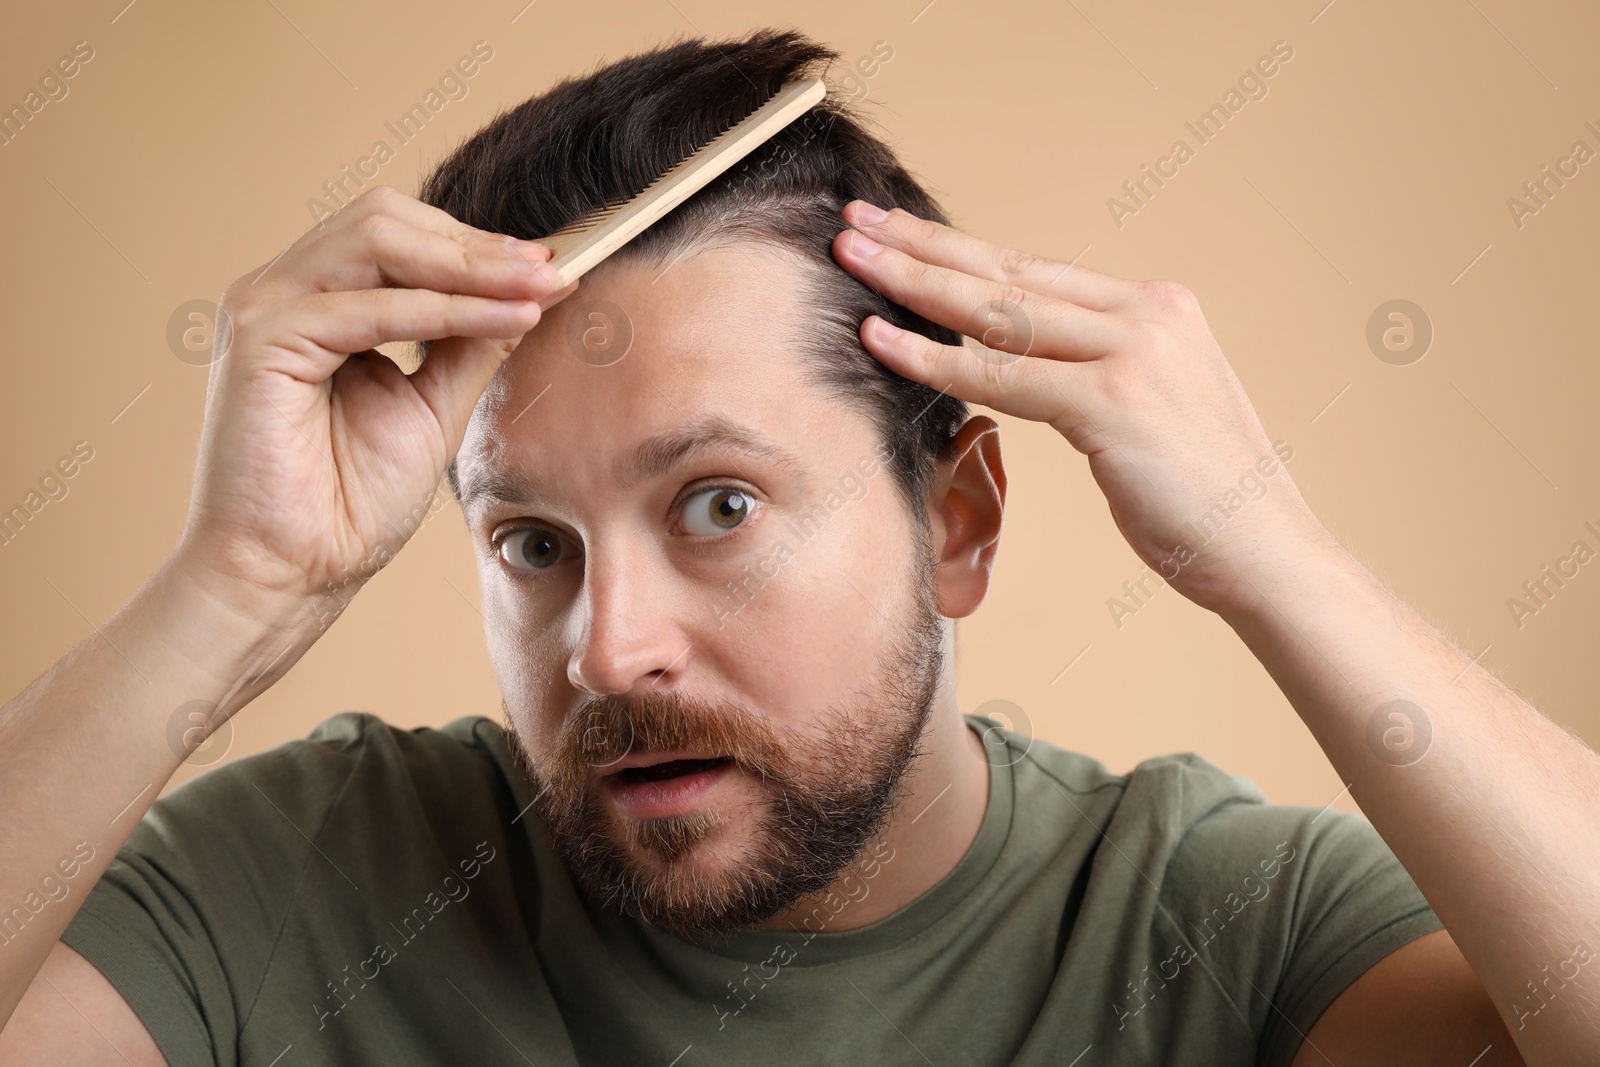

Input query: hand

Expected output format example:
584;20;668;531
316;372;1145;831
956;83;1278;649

832;201;1341;616
177;185;576;624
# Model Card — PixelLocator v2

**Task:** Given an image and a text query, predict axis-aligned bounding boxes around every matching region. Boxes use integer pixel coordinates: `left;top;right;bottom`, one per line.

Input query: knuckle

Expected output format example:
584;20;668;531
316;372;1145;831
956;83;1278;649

353;210;400;248
1141;278;1200;317
973;345;1012;390
356;184;404;209
888;206;930;239
901;252;934;289
218;281;257;332
994;282;1033;315
997;246;1040;279
1129;317;1170;349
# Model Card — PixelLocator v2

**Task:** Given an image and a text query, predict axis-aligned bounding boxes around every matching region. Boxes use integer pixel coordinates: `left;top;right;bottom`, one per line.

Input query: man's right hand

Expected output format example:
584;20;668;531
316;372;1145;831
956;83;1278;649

180;184;573;630
0;184;572;1046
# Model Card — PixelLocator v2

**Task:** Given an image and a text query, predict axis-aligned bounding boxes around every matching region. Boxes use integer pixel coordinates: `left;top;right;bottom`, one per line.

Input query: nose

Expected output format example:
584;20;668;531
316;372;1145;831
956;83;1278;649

567;541;691;696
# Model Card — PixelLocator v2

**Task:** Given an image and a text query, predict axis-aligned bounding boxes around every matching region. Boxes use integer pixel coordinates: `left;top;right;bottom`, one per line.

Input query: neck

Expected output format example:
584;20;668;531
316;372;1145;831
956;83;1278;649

754;691;991;934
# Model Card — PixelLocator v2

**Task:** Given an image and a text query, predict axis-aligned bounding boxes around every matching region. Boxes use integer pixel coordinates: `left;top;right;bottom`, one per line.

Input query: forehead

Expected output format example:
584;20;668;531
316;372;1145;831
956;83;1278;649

456;242;862;513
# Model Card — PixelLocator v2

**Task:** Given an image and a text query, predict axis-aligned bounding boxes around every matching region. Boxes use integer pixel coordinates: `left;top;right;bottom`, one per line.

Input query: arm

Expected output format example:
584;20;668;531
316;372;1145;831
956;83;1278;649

0;184;571;1057
1291;930;1522;1067
2;942;170;1065
827;200;1599;1067
0;541;307;1030
1227;520;1598;1065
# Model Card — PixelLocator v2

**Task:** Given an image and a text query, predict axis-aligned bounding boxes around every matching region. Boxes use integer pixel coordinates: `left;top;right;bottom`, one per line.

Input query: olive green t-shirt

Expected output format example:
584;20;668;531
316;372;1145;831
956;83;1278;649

60;711;1441;1066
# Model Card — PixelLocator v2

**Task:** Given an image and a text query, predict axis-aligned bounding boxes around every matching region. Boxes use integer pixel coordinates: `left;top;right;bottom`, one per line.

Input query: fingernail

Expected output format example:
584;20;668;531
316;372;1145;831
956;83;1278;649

533;261;563;288
872;317;901;341
505;236;550;255
538;280;579;309
854;201;889;225
851;230;883;256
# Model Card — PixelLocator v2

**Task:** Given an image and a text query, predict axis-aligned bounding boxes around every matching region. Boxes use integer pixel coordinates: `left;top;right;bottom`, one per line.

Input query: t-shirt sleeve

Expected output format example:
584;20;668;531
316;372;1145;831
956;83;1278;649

1155;797;1444;1067
58;714;376;1067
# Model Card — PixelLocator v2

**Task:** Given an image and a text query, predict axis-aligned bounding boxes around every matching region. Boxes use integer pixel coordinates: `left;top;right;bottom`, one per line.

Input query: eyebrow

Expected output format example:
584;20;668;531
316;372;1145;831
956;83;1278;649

457;414;808;516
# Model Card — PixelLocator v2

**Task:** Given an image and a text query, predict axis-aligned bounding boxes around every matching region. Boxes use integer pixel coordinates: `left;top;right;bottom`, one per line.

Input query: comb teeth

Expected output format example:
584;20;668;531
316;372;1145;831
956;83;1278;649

545;104;764;239
532;75;828;286
545;198;629;239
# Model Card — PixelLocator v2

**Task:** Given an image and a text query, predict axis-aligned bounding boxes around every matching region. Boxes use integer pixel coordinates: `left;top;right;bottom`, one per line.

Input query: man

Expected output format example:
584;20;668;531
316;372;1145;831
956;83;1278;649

1;27;1596;1066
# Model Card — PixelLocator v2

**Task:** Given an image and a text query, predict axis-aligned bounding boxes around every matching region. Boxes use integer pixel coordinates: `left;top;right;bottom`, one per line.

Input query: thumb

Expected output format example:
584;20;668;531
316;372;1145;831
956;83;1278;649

408;332;526;453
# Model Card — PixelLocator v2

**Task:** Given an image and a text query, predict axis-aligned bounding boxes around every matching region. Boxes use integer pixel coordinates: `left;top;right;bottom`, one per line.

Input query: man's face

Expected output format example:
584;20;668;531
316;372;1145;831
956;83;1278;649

456;243;950;939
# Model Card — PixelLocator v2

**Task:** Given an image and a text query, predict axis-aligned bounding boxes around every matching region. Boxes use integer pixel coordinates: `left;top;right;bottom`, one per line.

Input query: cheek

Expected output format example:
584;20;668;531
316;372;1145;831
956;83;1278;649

479;571;567;736
713;509;908;726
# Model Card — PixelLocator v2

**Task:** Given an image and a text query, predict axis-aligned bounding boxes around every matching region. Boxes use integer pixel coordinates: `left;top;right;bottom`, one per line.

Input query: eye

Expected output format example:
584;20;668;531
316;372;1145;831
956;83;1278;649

680;486;754;536
495;528;563;572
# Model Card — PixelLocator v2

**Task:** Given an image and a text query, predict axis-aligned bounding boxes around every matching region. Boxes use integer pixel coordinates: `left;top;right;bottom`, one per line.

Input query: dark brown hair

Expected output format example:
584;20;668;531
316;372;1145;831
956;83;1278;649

417;27;969;528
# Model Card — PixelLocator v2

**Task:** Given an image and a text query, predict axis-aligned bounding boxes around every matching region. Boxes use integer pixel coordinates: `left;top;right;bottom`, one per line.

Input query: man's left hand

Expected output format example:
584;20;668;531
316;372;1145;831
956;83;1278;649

832;199;1340;617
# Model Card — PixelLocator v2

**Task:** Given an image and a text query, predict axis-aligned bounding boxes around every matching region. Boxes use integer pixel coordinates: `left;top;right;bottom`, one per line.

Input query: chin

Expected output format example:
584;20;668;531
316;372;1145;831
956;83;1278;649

611;799;757;872
594;803;796;936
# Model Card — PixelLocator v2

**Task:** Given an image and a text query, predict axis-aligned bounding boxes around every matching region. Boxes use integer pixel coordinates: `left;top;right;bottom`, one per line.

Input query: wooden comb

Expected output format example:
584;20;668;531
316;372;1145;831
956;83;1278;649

536;75;828;288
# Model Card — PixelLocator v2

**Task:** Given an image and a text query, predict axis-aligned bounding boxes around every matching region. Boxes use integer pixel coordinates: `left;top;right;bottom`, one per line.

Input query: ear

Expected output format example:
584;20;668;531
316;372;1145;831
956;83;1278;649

925;416;1006;619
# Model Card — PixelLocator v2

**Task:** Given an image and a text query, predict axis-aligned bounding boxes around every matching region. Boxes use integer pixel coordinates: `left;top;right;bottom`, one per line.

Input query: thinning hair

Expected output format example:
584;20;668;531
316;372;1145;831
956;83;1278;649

417;27;969;528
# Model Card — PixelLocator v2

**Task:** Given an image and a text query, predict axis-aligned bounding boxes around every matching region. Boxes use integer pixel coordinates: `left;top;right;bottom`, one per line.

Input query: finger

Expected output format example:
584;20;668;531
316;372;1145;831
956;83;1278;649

859;314;1086;427
249;289;548;380
841;201;1136;313
294;215;560;301
411;278;579;455
408;332;527;452
538;277;581;307
833;228;1124;362
323;184;543;248
259;185;554;295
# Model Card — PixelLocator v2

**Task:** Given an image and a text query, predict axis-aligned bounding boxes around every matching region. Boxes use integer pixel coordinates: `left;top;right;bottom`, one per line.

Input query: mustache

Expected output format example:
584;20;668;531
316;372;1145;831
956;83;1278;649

551;686;795;785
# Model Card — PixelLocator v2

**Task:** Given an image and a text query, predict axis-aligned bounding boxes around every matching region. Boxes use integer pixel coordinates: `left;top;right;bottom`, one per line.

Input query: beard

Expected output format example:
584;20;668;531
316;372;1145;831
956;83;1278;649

502;547;947;941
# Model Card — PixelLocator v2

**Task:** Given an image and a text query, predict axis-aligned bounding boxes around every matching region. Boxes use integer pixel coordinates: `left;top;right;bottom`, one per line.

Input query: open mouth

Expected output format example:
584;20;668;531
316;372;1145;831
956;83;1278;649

602;756;737;819
616;757;732;783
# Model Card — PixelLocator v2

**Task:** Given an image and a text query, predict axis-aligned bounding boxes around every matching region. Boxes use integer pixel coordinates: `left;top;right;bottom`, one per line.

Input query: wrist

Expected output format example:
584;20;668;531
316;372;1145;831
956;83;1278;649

145;549;323;714
1209;523;1380;631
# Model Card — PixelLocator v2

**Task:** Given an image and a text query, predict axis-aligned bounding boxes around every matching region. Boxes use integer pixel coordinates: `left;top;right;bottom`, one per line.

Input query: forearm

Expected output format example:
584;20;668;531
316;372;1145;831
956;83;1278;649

0;552;312;1024
1219;537;1600;1063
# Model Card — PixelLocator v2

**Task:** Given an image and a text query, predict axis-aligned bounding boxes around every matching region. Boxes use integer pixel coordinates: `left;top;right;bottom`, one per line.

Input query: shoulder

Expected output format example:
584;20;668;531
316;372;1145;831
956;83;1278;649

969;713;1301;906
72;709;529;951
973;716;1440;1046
1012;728;1430;934
979;709;1271;847
169;711;514;812
124;710;528;886
969;716;1442;1060
259;708;508;768
60;712;533;1064
993;717;1383;884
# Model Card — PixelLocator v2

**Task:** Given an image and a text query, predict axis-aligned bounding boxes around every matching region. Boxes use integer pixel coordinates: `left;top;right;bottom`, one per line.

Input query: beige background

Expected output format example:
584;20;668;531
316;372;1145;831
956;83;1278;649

1;0;1595;816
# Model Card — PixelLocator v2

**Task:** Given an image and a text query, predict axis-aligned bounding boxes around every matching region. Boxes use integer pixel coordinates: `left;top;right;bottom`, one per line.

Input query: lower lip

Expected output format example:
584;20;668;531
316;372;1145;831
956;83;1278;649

602;761;735;819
